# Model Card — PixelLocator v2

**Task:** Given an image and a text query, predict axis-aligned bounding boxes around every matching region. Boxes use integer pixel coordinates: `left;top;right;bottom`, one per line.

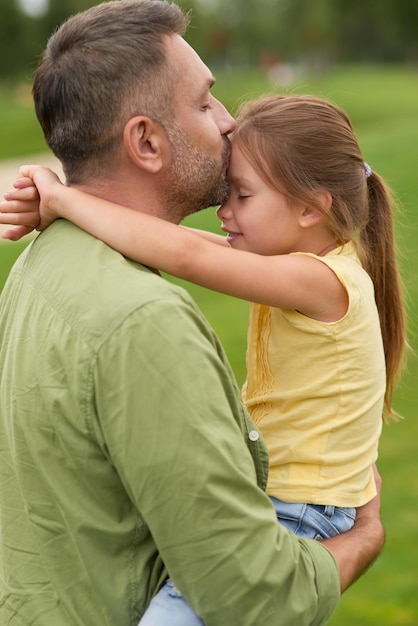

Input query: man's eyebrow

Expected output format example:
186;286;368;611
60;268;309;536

203;77;216;93
196;77;216;101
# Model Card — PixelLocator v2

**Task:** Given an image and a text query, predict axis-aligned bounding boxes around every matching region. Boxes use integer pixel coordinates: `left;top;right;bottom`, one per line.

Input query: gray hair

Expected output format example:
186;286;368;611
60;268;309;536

33;0;189;183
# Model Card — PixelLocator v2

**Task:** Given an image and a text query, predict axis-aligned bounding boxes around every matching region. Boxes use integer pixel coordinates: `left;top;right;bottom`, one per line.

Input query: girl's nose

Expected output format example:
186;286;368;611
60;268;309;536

216;202;229;221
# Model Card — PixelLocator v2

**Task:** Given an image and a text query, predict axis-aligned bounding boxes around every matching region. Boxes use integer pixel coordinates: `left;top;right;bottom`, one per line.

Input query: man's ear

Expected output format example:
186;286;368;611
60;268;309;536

299;189;332;228
123;116;165;173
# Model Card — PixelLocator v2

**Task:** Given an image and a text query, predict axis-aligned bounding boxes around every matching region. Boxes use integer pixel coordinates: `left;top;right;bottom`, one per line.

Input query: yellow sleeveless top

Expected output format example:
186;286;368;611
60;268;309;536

242;243;385;507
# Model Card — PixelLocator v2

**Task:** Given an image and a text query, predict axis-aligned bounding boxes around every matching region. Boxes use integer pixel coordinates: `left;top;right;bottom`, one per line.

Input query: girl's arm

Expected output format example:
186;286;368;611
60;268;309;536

0;170;228;247
183;226;229;247
1;165;346;321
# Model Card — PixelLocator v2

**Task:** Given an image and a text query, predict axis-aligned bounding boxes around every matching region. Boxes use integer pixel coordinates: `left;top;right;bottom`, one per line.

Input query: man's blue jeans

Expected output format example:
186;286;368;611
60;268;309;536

138;496;356;625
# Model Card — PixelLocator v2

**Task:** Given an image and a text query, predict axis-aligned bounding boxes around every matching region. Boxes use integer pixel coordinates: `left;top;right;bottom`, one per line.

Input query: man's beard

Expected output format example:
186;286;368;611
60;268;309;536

162;124;231;223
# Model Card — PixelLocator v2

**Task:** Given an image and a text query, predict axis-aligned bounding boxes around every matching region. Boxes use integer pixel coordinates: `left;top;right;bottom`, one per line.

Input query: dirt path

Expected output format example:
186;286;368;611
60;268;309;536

0;152;63;237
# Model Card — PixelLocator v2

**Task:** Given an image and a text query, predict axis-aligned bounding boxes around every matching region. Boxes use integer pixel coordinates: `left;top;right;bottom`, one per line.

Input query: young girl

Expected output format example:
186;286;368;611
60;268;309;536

1;95;406;626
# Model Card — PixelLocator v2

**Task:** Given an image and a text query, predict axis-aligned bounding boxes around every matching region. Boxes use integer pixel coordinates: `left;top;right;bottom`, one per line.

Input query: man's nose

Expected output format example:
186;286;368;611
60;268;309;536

214;99;236;135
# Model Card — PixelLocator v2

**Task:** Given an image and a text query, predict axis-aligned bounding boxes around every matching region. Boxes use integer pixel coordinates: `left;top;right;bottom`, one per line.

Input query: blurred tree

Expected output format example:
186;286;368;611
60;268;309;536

332;0;402;62
1;0;418;82
0;0;100;82
188;0;418;66
264;0;338;66
185;0;288;66
394;0;418;62
0;0;43;80
42;0;98;39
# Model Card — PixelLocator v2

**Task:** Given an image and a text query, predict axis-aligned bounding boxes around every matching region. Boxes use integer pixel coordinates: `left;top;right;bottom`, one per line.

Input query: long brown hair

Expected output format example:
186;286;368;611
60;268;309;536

234;94;407;420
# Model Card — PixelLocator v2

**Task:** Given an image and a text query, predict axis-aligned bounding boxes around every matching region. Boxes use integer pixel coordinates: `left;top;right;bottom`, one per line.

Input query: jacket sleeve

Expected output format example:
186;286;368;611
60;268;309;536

94;291;340;626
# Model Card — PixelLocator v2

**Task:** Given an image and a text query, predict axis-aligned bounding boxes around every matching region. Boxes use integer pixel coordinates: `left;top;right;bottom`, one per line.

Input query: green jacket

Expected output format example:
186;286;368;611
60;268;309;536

0;220;339;625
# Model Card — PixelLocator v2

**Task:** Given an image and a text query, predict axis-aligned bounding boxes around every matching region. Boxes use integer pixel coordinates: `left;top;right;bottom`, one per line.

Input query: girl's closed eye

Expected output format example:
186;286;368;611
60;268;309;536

237;190;251;200
229;183;251;201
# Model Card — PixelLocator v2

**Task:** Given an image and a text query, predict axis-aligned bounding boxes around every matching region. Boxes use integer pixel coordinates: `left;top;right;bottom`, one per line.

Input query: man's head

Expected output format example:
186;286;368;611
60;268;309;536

33;0;187;183
152;33;233;220
33;0;234;220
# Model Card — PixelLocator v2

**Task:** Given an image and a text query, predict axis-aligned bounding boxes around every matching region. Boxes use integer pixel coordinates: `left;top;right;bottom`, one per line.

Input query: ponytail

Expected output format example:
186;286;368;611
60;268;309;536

360;170;407;420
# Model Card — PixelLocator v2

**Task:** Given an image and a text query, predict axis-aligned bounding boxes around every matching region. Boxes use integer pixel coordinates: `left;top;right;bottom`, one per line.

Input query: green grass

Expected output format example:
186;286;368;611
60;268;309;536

1;66;418;624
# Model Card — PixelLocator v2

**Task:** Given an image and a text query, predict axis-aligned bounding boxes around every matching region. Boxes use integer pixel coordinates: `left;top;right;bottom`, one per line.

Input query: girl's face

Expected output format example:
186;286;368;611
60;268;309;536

217;143;304;256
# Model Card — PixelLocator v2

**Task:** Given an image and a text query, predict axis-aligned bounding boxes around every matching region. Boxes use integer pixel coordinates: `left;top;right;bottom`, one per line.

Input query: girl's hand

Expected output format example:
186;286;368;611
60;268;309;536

0;176;40;240
0;165;64;241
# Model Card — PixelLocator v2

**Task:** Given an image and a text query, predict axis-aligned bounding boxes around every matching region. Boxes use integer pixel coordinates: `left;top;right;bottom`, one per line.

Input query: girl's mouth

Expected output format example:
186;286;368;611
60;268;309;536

225;231;242;244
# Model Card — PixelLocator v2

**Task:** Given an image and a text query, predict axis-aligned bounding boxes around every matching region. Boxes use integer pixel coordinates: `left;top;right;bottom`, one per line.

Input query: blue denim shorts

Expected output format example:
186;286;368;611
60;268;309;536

269;496;356;540
139;578;204;626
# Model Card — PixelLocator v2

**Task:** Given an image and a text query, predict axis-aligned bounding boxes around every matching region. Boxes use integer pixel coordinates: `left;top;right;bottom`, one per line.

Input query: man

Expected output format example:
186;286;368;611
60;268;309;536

0;1;384;625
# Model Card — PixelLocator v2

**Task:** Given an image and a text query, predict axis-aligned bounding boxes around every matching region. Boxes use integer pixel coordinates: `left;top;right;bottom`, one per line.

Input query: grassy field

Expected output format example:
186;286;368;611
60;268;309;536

1;65;418;624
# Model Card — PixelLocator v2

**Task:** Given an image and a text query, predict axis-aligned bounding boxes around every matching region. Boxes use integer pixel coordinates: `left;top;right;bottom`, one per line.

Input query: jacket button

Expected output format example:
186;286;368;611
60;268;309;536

249;430;260;442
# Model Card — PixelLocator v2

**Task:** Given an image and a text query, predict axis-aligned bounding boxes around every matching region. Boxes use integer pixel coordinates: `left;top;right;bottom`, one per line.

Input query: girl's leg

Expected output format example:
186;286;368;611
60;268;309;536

139;579;204;626
269;496;356;540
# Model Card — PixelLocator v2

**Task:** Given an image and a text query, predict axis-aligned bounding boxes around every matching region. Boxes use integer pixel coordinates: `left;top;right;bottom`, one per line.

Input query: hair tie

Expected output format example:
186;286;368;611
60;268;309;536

364;162;372;179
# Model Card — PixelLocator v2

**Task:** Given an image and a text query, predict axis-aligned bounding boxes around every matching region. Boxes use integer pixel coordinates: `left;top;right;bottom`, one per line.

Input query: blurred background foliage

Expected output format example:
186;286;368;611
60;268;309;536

2;0;418;85
1;1;417;624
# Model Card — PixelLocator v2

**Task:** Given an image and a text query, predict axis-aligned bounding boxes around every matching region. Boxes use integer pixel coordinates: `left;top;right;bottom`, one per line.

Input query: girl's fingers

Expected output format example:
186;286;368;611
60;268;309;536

0;172;41;240
3;186;39;203
0;209;40;227
1;225;35;241
13;176;38;191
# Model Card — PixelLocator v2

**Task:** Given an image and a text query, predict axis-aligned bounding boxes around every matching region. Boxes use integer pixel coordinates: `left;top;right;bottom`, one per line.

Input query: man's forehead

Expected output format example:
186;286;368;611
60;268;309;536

166;34;214;83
